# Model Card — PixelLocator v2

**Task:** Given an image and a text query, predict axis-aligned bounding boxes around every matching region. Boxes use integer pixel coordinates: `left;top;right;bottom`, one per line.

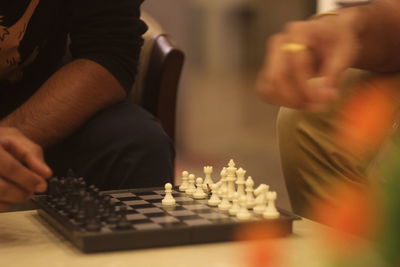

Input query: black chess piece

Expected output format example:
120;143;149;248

106;203;119;224
47;177;59;203
75;191;88;224
116;206;132;230
66;168;76;178
55;179;67;209
82;195;102;232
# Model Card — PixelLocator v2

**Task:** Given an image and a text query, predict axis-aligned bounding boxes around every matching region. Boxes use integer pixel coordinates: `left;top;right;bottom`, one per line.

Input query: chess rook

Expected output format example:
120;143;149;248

203;166;214;191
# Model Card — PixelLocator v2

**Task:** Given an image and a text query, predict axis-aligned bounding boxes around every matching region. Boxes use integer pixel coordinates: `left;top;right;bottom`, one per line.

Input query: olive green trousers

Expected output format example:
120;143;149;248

277;69;400;218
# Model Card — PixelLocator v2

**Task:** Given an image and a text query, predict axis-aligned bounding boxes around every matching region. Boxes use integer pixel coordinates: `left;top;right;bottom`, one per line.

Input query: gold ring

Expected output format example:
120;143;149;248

280;43;307;52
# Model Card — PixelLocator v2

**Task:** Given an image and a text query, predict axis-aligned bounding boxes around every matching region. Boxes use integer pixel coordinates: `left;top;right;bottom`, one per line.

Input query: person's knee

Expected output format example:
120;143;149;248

92;103;174;159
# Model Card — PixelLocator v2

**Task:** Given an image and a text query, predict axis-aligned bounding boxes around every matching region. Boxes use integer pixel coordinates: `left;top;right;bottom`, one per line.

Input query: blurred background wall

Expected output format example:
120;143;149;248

142;0;316;210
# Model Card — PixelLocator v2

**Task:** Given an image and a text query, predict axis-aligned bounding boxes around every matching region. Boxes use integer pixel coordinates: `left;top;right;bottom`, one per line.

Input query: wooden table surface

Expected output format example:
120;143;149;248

0;210;334;267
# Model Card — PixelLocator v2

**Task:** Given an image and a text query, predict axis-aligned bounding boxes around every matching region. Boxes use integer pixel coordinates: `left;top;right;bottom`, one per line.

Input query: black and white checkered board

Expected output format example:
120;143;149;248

35;187;300;253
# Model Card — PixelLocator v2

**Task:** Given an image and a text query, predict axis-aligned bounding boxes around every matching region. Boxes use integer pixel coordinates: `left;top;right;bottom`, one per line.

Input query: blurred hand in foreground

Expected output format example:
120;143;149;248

0;127;52;210
256;13;361;111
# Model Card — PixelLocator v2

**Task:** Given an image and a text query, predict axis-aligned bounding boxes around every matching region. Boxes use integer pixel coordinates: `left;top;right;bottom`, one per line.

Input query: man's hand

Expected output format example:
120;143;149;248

0;127;52;210
256;13;362;111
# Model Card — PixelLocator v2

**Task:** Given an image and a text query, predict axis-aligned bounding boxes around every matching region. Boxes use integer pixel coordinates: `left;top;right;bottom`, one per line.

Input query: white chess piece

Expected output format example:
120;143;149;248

263;191;280;219
193;177;207;199
218;168;228;196
253;184;269;214
236;195;251;220
185;174;196;196
218;187;231;211
245;176;255;208
229;192;240;215
179;171;189;191
203;166;214;191
214;180;222;190
235;168;246;198
208;184;221;206
226;159;237;200
162;183;176;206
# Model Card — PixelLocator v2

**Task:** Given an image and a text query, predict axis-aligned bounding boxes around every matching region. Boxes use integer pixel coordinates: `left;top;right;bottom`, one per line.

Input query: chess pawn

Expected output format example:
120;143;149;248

162;183;176;206
185;174;196;196
208;184;221;206
218;187;231;211
235;168;246;198
245;177;256;209
236;195;251;220
193;177;207;199
253;184;269;215
263;191;280;219
226;159;237;200
203;166;214;191
229;192;240;216
218;168;228;196
179;171;189;191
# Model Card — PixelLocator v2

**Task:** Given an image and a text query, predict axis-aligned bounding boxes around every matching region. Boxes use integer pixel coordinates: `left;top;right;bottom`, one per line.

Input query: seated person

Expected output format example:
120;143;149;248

256;0;400;218
0;0;174;210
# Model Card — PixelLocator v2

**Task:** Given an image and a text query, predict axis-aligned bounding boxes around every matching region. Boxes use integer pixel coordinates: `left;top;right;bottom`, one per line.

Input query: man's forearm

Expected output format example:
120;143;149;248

0;59;126;147
320;0;400;72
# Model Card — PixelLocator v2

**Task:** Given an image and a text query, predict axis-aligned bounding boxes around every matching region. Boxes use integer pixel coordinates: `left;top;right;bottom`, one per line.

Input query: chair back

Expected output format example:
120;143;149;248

130;13;184;143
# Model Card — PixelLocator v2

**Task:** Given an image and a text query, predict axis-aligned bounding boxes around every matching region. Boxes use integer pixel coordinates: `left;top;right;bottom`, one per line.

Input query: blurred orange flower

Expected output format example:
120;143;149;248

336;76;399;157
311;182;378;255
236;222;286;267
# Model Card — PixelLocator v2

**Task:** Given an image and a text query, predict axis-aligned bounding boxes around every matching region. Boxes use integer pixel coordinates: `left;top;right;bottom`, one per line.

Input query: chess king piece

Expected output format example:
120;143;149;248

218;187;231;211
235;167;246;198
185;174;196;196
245;176;256;209
229;192;240;215
162;183;176;206
226;159;237;200
236;195;251;220
203;166;214;191
218;168;228;196
179;171;189;191
193;177;207;199
263;191;279;219
208;184;221;206
253;184;269;214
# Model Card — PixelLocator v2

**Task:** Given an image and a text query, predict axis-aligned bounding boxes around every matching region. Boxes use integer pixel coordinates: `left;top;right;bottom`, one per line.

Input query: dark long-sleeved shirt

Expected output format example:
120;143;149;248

0;0;147;117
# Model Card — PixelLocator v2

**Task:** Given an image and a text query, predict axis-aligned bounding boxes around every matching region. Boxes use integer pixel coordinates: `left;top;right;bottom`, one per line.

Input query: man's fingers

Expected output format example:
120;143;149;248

1;136;52;179
289;47;317;100
320;36;358;89
0;178;31;203
0;148;47;193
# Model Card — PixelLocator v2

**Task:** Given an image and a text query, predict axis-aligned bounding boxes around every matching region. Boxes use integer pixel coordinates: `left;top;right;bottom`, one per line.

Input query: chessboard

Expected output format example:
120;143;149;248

34;181;299;253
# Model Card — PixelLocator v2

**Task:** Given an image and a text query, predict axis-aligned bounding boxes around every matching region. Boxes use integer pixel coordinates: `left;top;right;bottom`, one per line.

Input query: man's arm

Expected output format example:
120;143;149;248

0;59;125;147
0;0;146;147
257;0;400;111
